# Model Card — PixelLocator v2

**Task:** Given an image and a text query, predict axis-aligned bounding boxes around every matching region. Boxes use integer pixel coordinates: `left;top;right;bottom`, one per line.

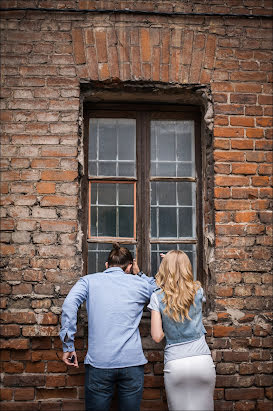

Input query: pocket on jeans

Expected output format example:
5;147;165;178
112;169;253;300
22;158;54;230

86;365;110;390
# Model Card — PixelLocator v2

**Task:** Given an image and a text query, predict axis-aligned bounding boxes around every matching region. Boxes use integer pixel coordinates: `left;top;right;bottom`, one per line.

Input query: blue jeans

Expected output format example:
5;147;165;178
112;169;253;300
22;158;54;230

85;364;144;411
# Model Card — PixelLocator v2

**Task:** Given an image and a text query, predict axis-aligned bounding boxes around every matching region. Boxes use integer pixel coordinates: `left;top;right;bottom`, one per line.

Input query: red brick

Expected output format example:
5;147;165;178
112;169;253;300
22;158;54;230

0;312;36;324
72;28;86;65
232;163;258;175
235;211;257;223
40;196;77;206
140;28;151;62
66;374;85;386
46;375;66;387
231;140;254;150
252;176;269;186
0;388;13;401
36;182;56;194
230;117;255;127
41;170;77;181
40;220;77;232
94;29;107;63
0;339;29;350
225;388;264;400
214;151;244;162
39;313;58;325
215;176;249;186
25;362;45;373
36;388;77;400
14;388;35;401
0;325;21;337
256;117;273;127
47;361;67;373
144;376;164;388
214;326;252;338
86;46;99;80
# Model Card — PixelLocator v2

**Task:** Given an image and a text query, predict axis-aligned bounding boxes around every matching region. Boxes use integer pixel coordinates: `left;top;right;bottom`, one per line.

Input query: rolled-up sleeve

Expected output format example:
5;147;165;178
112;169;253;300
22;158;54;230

59;277;88;352
147;292;160;312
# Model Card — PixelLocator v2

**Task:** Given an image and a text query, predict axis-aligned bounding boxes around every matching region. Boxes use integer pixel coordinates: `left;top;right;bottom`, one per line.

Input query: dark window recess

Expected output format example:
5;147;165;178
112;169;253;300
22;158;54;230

83;104;202;278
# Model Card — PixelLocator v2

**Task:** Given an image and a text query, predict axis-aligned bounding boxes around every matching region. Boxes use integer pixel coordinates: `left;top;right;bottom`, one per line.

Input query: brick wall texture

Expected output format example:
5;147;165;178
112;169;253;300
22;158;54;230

0;1;272;410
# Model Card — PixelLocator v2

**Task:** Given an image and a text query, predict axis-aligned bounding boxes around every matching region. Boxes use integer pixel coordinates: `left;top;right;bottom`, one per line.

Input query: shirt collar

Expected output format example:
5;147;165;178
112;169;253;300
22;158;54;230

104;267;125;275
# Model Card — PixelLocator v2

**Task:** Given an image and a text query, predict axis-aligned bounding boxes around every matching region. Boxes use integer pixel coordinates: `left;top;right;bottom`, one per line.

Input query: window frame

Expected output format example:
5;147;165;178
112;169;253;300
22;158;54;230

83;103;203;279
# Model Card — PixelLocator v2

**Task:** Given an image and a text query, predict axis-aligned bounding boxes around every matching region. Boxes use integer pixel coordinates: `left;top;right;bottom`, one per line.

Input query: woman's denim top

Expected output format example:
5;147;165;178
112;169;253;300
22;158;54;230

156;287;206;345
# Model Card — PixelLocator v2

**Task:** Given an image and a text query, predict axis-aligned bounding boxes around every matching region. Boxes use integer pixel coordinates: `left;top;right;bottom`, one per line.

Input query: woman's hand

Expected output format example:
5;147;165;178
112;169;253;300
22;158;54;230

160;253;166;258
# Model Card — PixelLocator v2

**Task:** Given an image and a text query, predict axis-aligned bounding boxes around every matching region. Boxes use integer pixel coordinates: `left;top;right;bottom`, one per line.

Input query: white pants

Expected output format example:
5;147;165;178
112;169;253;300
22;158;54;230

164;355;216;411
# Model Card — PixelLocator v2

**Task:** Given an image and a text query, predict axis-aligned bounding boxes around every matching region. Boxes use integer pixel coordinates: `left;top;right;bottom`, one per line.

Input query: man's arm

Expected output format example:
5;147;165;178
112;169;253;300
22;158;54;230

59;277;88;366
132;259;157;290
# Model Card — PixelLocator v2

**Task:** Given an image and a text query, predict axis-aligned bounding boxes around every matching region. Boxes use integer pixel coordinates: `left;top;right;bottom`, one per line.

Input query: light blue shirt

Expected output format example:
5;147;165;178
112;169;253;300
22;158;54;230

60;267;156;368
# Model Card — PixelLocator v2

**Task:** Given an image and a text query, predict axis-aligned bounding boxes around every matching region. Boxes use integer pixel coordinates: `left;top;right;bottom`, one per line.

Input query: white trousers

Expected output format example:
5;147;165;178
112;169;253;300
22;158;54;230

164;355;216;411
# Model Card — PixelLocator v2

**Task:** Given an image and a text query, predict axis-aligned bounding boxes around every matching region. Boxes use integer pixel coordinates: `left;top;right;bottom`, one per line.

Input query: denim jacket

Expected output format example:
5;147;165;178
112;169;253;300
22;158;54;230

156;287;206;345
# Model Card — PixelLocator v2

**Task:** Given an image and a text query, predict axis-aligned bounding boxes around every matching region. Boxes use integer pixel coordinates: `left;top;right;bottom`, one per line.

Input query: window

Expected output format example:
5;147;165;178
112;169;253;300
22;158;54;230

84;104;202;278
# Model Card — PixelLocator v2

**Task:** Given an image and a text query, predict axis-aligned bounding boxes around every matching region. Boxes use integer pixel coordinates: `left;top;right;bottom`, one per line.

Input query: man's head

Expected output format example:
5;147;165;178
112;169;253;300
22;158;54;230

106;243;133;273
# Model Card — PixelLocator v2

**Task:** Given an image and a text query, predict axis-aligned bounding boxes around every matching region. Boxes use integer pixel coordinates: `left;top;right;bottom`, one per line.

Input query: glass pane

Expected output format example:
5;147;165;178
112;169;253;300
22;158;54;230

119;184;134;205
118;120;136;160
118;162;135;177
89;118;136;177
119;207;134;237
88;243;136;274
98;120;117;160
90;207;97;236
150;243;197;279
98;207;116;237
151;208;157;238
89;183;135;238
179;208;194;238
159;208;177;237
151;182;196;239
151;120;195;177
98;184;116;205
177;182;195;206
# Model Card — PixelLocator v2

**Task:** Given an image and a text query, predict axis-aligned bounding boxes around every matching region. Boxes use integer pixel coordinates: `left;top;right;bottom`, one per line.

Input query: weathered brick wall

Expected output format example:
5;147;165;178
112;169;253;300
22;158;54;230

0;1;272;410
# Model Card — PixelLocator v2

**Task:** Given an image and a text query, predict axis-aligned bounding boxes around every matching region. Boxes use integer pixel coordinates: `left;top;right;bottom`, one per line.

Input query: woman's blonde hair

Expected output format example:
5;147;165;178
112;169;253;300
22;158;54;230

155;250;201;322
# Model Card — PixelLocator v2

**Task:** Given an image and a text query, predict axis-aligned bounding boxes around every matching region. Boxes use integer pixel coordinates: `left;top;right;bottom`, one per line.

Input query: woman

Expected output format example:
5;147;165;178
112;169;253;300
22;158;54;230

148;250;216;411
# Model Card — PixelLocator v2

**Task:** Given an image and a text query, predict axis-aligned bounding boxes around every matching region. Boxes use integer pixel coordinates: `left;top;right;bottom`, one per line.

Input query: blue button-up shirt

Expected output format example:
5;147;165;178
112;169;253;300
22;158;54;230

60;267;156;368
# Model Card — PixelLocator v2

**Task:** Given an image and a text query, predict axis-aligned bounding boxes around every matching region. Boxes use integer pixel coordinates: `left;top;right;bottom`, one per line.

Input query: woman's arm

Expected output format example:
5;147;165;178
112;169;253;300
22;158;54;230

151;310;165;343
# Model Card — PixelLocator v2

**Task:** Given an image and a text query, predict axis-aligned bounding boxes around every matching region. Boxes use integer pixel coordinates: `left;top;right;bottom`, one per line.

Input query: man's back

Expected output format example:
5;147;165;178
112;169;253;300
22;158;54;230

61;266;155;368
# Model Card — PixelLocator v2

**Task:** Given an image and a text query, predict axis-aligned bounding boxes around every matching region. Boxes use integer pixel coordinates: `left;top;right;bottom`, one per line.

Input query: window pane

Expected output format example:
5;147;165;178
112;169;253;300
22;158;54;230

119;207;134;237
89;118;136;177
159;208;177;237
151;182;196;239
90;183;135;238
150;243;197;279
88;243;136;274
98;207;116;237
151;120;195;177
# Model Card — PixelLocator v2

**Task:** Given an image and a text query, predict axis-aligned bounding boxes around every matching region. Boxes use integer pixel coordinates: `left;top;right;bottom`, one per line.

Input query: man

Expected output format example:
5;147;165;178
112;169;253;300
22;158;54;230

60;243;156;411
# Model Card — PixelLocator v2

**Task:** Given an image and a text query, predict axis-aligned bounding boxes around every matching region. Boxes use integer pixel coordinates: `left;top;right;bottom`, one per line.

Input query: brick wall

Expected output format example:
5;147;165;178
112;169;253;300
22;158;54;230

0;1;272;410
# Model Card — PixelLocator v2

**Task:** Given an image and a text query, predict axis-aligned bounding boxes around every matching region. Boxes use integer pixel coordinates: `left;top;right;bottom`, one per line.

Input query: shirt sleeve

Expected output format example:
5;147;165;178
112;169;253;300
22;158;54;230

200;287;206;303
137;272;157;298
59;277;88;352
147;292;160;312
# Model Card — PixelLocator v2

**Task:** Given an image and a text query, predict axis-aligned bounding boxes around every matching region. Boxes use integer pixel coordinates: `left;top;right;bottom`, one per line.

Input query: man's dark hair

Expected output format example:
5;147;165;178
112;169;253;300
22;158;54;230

107;243;133;271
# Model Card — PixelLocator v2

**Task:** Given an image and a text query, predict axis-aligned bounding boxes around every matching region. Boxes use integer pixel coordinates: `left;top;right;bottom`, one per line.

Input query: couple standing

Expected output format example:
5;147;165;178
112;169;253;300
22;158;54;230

60;243;216;411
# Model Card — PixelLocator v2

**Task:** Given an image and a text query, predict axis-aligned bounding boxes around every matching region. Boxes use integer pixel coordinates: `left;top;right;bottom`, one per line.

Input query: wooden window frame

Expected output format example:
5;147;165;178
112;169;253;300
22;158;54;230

88;180;137;242
83;103;203;279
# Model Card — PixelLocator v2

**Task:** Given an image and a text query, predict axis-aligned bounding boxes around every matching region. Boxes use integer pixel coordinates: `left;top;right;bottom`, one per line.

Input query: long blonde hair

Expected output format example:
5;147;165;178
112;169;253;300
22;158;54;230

155;250;201;322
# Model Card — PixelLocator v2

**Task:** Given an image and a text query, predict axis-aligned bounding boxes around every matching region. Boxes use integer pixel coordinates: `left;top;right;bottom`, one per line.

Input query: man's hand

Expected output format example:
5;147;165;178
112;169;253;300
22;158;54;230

132;259;140;275
62;351;79;368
